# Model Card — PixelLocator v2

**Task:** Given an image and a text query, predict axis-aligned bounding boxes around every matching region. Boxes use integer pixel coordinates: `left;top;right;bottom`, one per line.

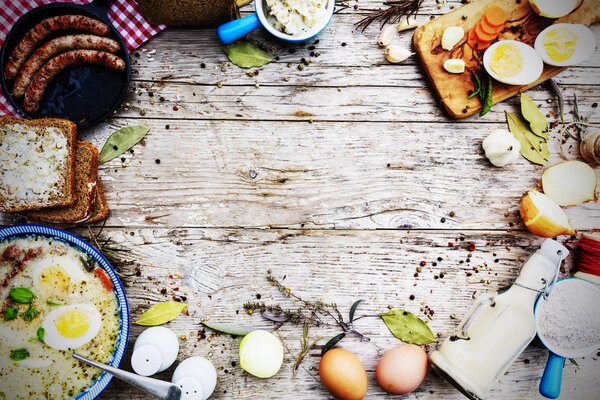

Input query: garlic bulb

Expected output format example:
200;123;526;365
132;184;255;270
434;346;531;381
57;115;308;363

482;129;521;167
580;131;600;164
441;26;465;50
385;45;413;63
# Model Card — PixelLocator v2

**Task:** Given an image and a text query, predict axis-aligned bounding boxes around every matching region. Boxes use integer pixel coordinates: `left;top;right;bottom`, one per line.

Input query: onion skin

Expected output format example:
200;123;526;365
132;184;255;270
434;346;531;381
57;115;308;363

519;192;575;237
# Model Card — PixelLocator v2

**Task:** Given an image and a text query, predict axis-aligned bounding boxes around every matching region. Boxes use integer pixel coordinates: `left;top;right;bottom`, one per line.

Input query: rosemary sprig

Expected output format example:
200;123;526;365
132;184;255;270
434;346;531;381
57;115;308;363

355;0;424;32
83;222;137;280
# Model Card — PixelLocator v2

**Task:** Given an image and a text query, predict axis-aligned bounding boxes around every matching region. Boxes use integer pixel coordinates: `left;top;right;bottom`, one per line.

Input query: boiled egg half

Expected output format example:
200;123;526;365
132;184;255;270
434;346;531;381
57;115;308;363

535;24;596;67
41;304;102;350
483;40;543;85
31;255;88;296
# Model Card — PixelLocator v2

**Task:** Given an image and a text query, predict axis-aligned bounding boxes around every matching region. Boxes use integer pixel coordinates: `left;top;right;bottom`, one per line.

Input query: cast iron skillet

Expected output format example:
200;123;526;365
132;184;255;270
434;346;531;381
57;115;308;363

0;0;130;130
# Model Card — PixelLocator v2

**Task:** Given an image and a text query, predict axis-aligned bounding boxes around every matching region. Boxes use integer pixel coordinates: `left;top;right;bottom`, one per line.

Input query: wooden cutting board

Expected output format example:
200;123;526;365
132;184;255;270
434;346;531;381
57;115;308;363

413;0;600;119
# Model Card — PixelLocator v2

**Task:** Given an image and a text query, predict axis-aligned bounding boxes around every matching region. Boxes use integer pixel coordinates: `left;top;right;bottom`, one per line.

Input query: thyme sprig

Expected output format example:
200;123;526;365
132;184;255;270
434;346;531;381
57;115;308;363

355;0;424;32
83;222;137;281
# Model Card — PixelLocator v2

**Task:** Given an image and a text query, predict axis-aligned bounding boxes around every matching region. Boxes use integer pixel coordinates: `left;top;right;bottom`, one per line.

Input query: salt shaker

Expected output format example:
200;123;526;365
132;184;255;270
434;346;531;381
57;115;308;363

171;357;217;400
131;327;179;376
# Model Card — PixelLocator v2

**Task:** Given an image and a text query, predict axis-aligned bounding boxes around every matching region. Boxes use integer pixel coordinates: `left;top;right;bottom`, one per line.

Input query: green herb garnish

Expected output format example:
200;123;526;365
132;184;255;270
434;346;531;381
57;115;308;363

37;327;45;343
21;305;38;322
479;74;493;117
4;306;18;321
9;348;29;361
46;301;62;307
9;288;34;304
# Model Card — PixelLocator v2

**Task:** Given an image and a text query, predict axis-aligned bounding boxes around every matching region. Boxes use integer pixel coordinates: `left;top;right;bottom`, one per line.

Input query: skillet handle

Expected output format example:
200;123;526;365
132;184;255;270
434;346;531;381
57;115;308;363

539;352;565;399
217;13;260;44
92;0;110;7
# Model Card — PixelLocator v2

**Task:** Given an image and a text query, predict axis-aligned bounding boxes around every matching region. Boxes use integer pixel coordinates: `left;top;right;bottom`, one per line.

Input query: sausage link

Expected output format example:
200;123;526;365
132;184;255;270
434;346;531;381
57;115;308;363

22;50;126;113
4;15;110;80
12;35;120;98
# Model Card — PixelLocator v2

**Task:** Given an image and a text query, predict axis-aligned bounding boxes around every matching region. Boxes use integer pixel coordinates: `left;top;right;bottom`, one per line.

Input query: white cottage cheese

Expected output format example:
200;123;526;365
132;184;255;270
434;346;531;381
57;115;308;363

265;0;330;36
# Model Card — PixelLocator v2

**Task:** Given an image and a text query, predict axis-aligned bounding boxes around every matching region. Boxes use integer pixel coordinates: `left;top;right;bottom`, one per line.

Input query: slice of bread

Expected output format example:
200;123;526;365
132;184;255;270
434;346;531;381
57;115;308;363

25;140;99;224
87;179;108;224
0;116;77;212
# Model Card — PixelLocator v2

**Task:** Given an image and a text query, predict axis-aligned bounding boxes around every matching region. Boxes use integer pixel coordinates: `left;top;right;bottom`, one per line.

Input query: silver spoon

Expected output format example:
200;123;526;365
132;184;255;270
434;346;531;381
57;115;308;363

73;354;181;400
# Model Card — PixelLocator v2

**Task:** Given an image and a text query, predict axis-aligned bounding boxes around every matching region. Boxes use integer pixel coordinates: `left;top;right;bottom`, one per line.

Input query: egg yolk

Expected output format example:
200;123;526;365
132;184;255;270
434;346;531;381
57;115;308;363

544;27;578;62
39;266;71;293
489;43;523;78
56;310;90;339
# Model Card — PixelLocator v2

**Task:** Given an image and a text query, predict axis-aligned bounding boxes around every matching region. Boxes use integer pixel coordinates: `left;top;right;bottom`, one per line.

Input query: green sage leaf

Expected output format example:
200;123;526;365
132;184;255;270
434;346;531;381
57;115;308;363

134;301;187;326
201;322;267;336
380;309;435;345
224;41;273;69
349;299;364;324
21;305;38;322
9;348;29;361
506;111;548;165
521;93;548;139
4;306;18;321
37;327;45;343
99;125;149;164
321;332;347;355
9;288;34;304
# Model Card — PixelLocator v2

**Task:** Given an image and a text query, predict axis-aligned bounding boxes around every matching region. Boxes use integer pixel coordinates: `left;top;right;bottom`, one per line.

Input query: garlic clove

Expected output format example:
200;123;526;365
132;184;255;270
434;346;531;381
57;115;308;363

541;161;598;206
443;59;466;73
519;190;575;237
385;45;414;63
378;26;396;47
441;26;465;51
397;16;418;32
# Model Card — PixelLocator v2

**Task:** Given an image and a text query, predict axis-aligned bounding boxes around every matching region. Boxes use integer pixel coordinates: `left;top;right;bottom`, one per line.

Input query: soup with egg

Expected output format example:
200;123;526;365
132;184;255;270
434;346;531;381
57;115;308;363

0;236;120;400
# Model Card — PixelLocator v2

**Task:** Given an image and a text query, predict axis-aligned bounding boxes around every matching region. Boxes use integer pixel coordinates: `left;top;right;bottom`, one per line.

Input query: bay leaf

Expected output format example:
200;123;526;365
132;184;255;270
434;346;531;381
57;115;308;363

521;93;548;139
224;41;273;69
506;111;548;165
201;322;271;336
380;309;435;345
134;301;187;326
99;125;149;164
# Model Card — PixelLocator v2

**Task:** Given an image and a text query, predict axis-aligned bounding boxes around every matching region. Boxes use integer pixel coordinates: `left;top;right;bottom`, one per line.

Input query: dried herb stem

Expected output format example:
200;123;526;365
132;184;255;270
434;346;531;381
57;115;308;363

355;0;423;32
292;324;322;380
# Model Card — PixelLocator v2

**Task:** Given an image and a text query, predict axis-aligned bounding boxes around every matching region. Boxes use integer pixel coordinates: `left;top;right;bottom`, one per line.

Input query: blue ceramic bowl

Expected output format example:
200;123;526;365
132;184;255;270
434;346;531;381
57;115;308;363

218;0;335;44
0;224;130;400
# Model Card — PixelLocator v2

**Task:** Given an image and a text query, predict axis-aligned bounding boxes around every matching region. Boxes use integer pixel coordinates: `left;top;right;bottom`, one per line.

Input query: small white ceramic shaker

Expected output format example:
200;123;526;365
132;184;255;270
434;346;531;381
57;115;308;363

171;357;217;400
131;326;179;376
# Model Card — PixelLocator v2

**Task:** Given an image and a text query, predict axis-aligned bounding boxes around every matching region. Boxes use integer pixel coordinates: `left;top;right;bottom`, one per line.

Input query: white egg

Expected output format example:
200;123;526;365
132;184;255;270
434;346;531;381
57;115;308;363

41;304;102;351
483;40;544;86
30;254;89;295
535;24;596;67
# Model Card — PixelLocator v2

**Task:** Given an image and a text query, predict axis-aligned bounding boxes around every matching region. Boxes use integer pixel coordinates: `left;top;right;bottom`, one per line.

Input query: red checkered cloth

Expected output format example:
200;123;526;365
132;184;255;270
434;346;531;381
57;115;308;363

0;0;165;116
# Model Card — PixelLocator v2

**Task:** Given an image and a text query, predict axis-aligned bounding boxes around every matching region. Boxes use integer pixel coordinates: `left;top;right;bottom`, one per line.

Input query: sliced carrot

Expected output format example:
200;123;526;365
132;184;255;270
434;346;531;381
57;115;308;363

483;5;507;28
475;22;498;43
479;16;503;36
467;29;492;50
94;268;114;291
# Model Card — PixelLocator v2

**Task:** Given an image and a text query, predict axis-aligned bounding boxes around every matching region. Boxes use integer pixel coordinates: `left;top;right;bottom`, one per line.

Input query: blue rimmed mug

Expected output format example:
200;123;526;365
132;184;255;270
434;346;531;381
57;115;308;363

217;0;335;44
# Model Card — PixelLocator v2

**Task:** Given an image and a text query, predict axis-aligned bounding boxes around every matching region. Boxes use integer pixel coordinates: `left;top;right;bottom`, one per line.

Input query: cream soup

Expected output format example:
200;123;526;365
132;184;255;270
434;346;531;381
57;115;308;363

0;236;120;400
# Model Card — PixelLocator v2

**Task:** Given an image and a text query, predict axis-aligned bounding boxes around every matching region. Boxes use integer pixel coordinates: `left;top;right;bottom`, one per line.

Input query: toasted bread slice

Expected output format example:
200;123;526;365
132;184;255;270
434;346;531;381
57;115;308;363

0;116;77;212
26;140;99;224
87;179;108;224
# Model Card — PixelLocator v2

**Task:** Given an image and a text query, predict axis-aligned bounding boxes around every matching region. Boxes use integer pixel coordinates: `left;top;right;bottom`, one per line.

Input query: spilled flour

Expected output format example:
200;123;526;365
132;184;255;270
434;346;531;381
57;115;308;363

536;279;600;351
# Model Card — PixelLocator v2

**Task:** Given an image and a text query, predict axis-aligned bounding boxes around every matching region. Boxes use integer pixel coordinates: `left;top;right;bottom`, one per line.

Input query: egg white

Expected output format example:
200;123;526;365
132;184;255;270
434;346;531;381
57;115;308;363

535;24;596;67
483;40;544;86
41;304;102;351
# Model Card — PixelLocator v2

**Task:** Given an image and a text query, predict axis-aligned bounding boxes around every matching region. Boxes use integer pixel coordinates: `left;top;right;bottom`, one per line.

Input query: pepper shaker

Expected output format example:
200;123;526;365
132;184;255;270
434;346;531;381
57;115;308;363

131;327;179;376
171;357;217;400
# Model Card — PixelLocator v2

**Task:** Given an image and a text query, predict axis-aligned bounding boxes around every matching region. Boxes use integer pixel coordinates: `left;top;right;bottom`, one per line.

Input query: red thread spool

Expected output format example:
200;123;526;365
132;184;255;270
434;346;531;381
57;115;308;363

565;230;600;285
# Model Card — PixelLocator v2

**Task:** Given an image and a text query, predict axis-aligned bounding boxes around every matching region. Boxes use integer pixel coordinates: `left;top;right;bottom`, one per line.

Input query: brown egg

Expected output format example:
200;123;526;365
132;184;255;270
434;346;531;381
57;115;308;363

376;344;428;395
319;348;368;400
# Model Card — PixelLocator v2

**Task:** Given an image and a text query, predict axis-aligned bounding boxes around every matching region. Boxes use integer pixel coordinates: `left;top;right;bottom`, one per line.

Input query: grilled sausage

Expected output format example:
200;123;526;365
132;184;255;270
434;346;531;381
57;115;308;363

12;35;120;98
22;50;126;113
4;15;110;80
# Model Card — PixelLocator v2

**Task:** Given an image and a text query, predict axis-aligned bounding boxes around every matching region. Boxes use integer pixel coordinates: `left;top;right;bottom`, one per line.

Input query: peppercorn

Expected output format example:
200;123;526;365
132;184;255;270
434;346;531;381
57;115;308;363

155;159;161;164
420;261;426;267
409;295;415;300
450;211;456;217
441;217;446;223
437;257;442;262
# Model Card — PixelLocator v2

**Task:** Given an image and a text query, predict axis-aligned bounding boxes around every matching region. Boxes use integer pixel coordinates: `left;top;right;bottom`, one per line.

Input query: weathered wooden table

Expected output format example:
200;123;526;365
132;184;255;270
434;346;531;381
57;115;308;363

2;0;600;398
